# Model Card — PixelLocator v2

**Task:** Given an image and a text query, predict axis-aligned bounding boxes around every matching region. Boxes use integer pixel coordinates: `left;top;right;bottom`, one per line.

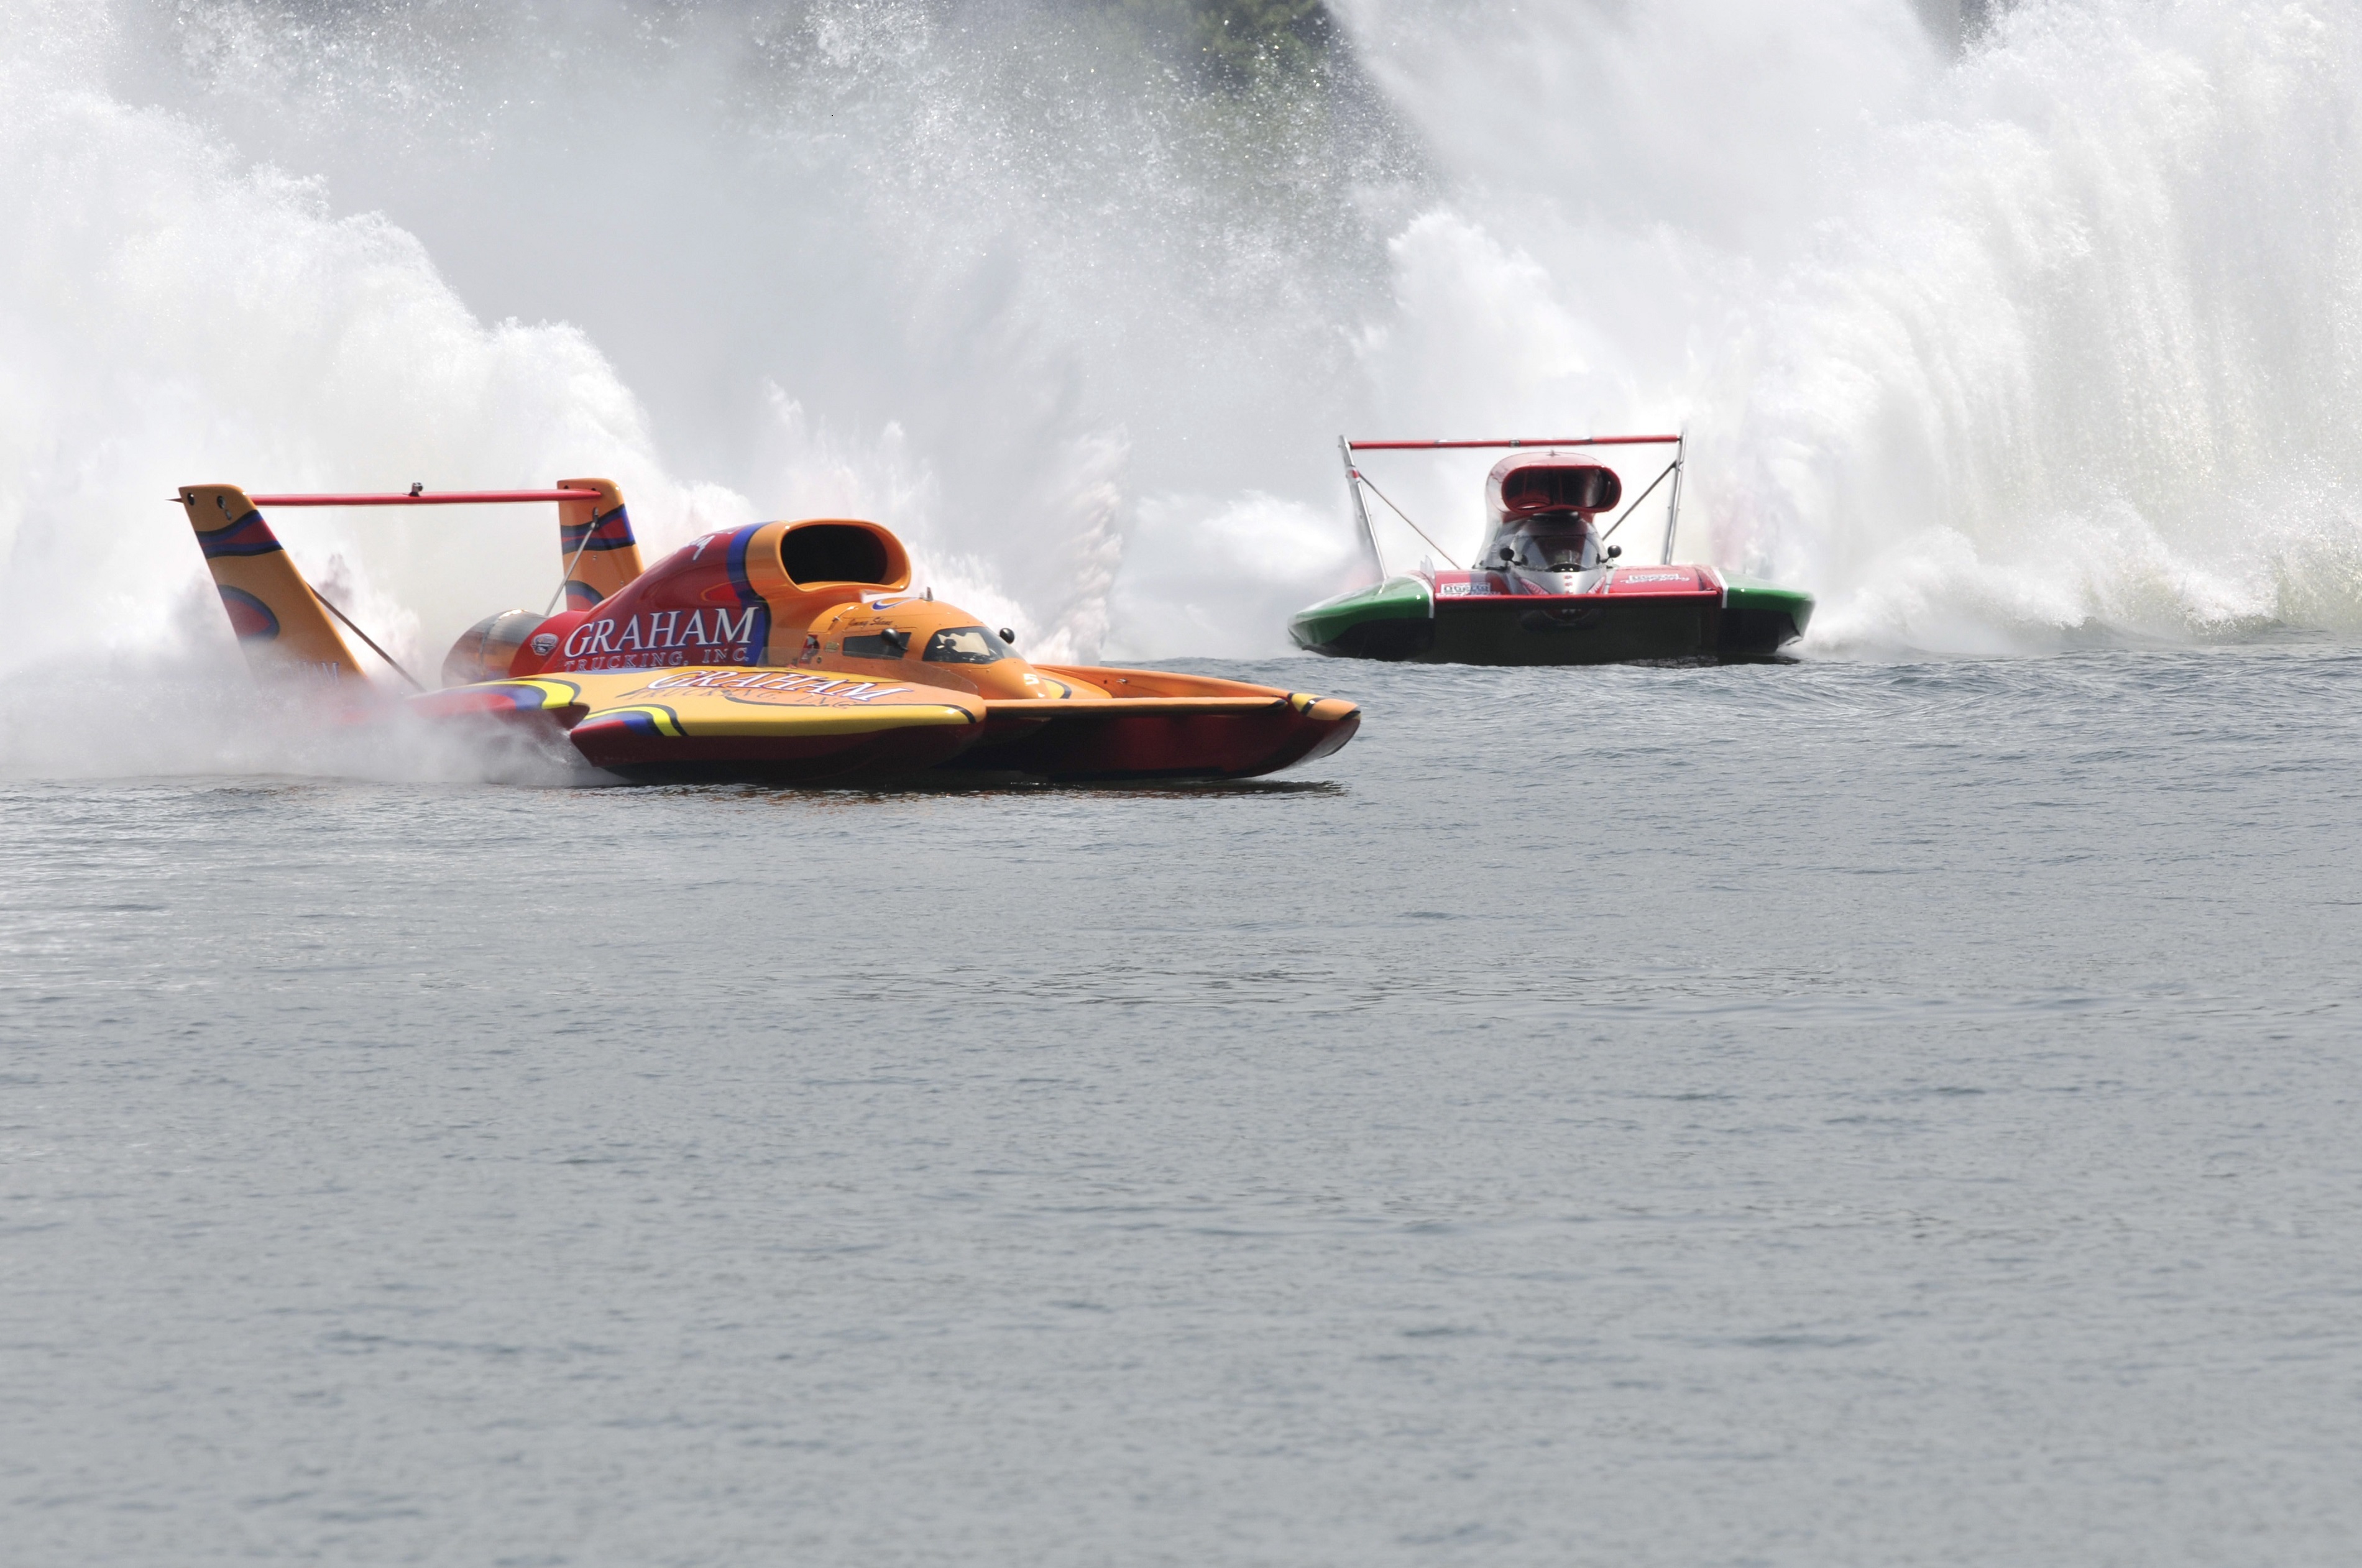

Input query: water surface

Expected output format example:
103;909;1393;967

4;649;2359;1565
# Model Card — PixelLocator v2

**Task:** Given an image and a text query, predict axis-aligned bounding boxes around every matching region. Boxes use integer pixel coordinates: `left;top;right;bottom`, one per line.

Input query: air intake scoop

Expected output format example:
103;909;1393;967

1486;454;1623;525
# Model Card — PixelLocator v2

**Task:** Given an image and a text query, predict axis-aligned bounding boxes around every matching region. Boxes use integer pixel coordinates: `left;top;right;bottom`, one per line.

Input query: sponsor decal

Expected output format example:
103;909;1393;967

1620;571;1691;584
1436;573;1514;597
632;669;919;705
530;633;558;656
556;605;762;671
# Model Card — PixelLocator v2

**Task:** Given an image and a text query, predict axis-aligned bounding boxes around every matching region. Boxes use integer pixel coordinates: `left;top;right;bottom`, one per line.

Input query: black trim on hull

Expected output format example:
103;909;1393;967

1323;615;1436;661
1300;598;1803;666
1716;606;1804;659
1427;598;1713;665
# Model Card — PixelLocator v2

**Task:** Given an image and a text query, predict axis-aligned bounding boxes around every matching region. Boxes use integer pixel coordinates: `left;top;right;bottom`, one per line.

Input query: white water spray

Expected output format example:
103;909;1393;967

4;0;2361;779
1353;0;2362;651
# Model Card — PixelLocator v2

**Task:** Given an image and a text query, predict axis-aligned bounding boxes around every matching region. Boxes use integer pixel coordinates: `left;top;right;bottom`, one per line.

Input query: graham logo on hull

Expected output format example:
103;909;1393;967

556;606;763;671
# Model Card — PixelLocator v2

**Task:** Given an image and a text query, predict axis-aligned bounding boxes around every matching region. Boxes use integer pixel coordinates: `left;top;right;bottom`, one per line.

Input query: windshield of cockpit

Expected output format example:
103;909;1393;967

1505;513;1598;572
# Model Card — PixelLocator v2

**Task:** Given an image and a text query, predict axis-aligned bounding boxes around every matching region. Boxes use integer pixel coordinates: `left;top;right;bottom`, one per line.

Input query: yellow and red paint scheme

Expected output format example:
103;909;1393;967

179;482;1360;782
181;484;370;682
554;477;645;610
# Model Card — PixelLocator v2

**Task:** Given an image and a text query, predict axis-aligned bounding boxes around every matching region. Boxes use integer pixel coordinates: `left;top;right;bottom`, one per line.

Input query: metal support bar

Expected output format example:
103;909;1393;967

1339;438;1385;581
1597;459;1680;544
1660;431;1688;565
545;525;600;617
1356;470;1463;571
308;585;425;691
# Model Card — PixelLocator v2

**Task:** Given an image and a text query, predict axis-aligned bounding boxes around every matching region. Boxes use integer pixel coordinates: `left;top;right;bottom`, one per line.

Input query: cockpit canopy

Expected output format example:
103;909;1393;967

1501;520;1600;572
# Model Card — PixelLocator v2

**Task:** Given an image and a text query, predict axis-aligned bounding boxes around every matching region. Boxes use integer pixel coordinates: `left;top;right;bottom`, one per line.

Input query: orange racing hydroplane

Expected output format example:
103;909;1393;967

180;480;1361;782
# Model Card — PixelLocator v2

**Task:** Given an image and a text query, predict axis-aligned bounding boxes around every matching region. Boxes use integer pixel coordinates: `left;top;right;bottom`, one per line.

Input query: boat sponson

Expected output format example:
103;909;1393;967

1717;575;1814;655
1287;576;1435;661
957;666;1361;779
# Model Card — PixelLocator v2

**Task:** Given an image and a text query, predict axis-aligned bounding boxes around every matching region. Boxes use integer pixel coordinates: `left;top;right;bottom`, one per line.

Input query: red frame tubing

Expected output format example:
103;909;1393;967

246;490;604;507
1344;436;1679;451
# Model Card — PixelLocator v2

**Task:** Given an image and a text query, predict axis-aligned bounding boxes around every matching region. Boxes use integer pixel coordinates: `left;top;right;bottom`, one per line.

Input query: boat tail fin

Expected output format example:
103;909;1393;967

178;484;367;682
556;477;645;608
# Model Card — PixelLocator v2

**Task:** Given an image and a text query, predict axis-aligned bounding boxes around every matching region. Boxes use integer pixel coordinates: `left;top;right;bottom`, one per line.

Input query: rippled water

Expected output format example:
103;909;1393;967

6;649;2361;1565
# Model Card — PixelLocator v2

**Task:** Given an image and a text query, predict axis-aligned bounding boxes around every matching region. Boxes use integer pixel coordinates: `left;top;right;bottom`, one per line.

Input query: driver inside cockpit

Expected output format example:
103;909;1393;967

1502;511;1600;574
